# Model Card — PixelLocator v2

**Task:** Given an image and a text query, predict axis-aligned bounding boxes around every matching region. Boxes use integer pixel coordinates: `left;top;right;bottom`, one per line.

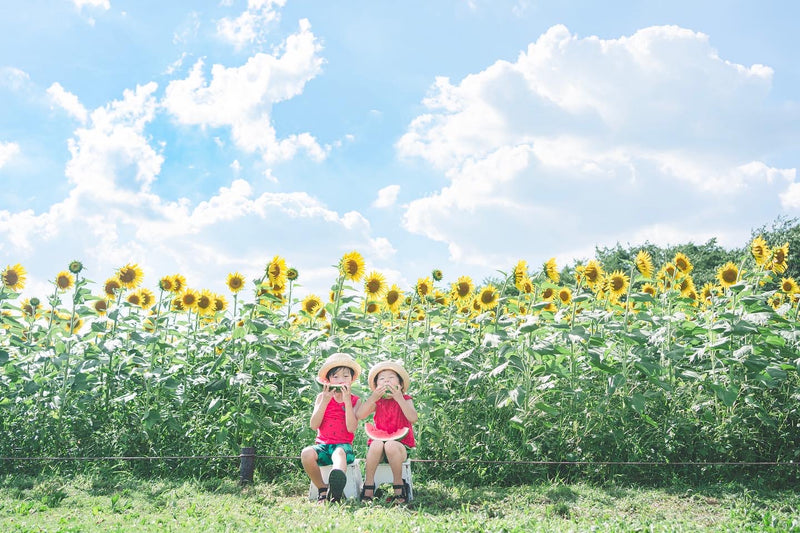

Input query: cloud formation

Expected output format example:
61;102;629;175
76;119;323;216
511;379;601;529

399;25;798;267
164;18;326;165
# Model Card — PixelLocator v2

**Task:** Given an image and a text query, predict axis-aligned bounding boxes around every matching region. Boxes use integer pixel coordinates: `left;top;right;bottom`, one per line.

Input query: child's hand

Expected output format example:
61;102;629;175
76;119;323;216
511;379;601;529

321;384;335;401
388;384;403;400
339;383;351;400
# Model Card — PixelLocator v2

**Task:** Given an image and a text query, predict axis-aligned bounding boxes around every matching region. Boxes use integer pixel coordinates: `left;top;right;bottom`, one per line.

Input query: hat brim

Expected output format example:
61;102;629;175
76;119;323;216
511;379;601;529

367;361;410;392
317;353;361;383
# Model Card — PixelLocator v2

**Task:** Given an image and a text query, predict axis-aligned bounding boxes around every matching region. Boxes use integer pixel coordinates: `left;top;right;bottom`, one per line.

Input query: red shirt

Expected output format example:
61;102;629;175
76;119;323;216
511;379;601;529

316;395;360;445
369;395;415;448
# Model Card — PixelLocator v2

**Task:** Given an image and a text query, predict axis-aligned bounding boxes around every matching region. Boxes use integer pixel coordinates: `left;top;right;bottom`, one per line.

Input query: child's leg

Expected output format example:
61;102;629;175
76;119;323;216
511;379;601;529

330;446;348;472
300;445;326;489
383;440;408;498
362;440;385;498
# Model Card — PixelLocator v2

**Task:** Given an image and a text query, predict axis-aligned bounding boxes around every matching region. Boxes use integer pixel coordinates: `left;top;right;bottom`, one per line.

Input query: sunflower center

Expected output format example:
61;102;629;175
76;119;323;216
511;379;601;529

119;268;135;283
386;291;399;305
367;280;381;293
345;260;358;276
57;275;71;289
457;282;470;297
230;278;242;289
722;269;737;283
481;291;494;304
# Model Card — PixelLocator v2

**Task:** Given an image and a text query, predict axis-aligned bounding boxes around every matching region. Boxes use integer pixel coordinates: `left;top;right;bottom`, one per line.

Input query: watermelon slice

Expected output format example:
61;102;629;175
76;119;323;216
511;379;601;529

365;422;409;441
316;376;344;389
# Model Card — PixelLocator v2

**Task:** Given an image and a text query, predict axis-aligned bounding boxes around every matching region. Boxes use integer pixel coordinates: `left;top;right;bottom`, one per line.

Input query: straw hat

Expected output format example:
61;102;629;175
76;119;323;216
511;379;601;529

367;360;411;392
317;352;361;383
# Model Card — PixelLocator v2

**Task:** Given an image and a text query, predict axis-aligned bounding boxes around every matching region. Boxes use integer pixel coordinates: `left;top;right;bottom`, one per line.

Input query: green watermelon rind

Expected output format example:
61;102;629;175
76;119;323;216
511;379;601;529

316;376;344;389
365;422;409;441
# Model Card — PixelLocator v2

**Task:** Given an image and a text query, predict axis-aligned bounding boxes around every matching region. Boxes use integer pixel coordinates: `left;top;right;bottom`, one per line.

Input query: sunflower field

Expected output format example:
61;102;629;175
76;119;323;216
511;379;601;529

1;235;799;484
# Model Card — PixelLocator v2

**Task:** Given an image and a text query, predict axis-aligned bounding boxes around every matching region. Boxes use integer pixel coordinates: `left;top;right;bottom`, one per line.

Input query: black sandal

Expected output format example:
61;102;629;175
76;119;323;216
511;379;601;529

388;483;407;504
360;484;376;501
316;486;328;503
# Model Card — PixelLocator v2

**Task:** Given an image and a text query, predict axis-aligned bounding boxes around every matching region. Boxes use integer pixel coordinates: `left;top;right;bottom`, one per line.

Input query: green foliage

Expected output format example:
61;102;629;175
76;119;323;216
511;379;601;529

1;219;800;485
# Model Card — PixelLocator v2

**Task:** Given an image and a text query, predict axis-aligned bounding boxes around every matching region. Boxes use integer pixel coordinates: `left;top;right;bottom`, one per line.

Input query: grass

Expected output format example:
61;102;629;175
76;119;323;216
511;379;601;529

1;471;799;532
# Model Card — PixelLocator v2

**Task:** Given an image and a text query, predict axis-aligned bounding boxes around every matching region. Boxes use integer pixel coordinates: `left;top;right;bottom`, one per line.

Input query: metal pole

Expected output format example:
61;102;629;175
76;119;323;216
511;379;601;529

239;446;255;485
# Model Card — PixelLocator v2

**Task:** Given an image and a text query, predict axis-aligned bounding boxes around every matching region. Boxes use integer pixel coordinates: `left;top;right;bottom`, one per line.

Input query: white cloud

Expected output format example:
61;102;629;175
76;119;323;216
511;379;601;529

47;82;88;123
373;184;400;208
73;0;110;10
0;67;30;91
217;0;287;50
0;141;20;168
398;24;797;269
163;18;326;164
780;182;800;210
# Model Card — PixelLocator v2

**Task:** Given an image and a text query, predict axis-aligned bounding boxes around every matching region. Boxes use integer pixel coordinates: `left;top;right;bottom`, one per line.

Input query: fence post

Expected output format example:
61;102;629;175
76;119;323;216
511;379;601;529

239;446;255;485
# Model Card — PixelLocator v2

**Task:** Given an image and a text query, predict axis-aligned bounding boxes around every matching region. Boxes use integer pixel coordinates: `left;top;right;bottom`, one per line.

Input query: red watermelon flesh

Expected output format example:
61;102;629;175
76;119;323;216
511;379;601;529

365;422;409;441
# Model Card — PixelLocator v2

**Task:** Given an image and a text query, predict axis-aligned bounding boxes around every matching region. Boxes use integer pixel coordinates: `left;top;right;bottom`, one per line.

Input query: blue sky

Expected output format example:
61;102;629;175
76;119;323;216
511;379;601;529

1;0;799;302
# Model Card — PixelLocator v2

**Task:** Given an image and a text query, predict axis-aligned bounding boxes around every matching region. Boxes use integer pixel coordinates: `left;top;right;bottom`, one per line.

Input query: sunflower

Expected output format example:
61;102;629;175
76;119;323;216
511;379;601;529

544;257;560;283
287;267;299;281
717;262;739;288
214;294;228;313
66;316;83;334
768;292;784;310
433;290;448;306
226;272;246;294
678;276;695;298
138;288;156;309
574;265;585;286
302;294;323;316
181;289;199;311
416;277;432;299
750;235;771;266
267;255;288;286
541;287;555;300
770;243;789;274
171;274;187;293
582;260;603;287
104;278;122;298
606;270;629;298
68;260;84;274
55;271;74;291
777;277;799;297
673;252;693;275
339;251;365;282
93;299;108;315
117;263;144;289
452;276;474;302
195;289;215;315
519;277;534;295
269;280;285;296
513;260;528;289
21;298;40;318
700;282;717;305
126;292;141;307
558;287;572;306
477;285;499;311
364;271;387;298
642;283;657;298
171;297;185;312
159;276;175;292
431;269;443;282
365;301;380;314
385;284;403;314
635;250;654;279
2;264;27;291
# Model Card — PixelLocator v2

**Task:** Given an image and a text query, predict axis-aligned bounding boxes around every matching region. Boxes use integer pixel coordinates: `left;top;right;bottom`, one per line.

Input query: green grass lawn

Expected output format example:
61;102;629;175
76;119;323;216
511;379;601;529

1;472;798;532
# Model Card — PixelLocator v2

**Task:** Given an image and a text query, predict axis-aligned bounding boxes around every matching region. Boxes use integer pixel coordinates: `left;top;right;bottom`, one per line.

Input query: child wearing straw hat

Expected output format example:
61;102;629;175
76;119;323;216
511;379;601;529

357;360;418;503
300;352;362;503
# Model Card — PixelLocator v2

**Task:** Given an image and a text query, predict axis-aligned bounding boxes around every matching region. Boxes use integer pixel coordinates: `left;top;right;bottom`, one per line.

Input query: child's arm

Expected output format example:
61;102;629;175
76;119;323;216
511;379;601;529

388;385;418;423
309;392;331;430
355;387;383;420
340;384;359;433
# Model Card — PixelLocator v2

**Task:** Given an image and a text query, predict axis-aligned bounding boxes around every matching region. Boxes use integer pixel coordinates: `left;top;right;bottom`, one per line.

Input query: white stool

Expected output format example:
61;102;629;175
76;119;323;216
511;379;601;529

308;460;363;501
369;460;413;501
